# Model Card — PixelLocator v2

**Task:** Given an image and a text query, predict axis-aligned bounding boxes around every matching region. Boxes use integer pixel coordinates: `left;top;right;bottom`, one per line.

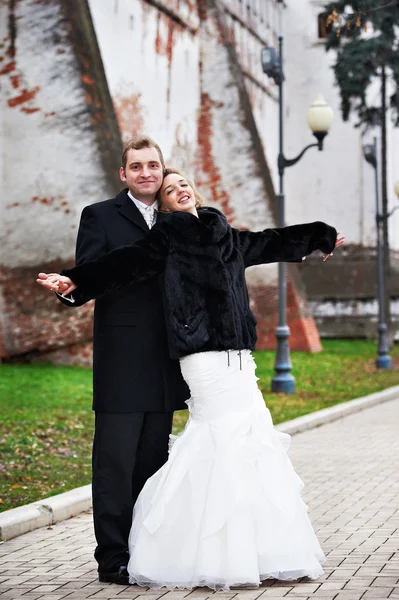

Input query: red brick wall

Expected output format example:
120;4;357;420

248;278;322;353
0;264;93;361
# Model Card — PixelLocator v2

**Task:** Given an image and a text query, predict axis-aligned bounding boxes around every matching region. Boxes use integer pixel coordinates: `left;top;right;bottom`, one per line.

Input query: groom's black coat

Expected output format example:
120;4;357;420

58;188;189;412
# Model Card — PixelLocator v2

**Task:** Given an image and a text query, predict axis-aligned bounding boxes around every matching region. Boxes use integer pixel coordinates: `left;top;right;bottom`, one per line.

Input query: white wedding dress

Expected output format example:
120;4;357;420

127;350;325;590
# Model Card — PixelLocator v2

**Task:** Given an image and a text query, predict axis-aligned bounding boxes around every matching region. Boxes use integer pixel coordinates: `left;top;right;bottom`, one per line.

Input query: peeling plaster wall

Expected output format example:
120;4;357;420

195;2;274;228
0;0;112;269
0;0;117;360
88;0;200;169
221;0;281;194
88;0;280;228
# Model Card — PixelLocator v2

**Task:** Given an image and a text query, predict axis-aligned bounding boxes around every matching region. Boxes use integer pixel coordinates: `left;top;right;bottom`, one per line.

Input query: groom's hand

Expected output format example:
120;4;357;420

37;273;69;292
37;273;77;295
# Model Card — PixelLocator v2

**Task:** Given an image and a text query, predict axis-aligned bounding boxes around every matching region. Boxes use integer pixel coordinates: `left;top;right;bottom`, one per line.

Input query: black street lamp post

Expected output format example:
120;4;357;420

363;137;399;369
261;35;333;394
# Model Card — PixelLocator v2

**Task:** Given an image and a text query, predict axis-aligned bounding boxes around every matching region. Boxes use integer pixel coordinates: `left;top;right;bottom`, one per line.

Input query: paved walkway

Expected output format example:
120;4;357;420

1;398;398;600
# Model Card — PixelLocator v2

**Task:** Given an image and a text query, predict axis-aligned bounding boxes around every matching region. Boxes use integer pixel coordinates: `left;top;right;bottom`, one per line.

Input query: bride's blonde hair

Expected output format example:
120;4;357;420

158;168;205;212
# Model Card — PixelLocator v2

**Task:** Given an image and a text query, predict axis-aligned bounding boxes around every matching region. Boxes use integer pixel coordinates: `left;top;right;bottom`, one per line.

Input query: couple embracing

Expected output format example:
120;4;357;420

38;136;344;590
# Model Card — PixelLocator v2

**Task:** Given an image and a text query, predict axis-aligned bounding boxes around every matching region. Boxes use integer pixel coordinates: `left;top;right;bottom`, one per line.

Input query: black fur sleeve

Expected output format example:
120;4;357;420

61;225;169;300
237;221;337;268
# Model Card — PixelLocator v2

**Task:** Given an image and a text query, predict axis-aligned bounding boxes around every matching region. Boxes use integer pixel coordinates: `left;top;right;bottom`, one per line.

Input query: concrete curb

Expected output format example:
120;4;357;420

0;484;91;542
276;384;399;435
1;384;399;541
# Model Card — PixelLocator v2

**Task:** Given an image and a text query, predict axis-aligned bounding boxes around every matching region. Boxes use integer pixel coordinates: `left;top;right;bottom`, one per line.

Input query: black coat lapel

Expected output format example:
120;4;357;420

114;189;149;234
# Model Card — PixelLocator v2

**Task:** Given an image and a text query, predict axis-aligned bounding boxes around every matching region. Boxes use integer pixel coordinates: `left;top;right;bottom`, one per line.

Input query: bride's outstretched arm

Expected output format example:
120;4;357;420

236;222;342;268
37;226;169;300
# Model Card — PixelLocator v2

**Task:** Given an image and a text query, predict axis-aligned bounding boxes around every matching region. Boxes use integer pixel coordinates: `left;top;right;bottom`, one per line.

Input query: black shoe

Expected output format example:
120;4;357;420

98;565;129;585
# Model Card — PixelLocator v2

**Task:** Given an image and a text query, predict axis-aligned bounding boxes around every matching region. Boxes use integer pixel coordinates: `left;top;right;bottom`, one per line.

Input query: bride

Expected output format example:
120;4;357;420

37;168;344;590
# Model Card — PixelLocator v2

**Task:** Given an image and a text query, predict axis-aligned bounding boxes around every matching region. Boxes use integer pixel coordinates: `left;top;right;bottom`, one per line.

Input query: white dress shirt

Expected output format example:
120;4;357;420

127;190;158;229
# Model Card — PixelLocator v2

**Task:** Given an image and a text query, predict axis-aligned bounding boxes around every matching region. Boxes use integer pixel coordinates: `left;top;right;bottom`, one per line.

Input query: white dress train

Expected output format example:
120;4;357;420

127;350;325;590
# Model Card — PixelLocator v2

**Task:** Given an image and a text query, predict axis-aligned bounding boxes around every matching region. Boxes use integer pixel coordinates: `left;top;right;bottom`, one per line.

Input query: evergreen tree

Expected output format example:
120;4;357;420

322;0;399;126
322;0;399;322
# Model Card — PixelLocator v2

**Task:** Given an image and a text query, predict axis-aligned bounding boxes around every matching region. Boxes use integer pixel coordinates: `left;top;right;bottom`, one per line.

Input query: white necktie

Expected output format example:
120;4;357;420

143;206;156;229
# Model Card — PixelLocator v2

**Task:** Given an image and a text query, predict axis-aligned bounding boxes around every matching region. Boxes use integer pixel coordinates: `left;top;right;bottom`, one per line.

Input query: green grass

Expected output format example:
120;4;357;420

0;366;94;512
255;339;399;424
1;340;399;512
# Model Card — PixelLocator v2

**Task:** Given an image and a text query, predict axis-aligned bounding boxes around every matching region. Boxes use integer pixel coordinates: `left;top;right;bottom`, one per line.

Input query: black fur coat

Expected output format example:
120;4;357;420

63;207;336;359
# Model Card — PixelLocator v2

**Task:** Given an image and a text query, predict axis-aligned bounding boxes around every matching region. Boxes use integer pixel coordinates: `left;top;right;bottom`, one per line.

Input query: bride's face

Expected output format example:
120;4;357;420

160;174;198;216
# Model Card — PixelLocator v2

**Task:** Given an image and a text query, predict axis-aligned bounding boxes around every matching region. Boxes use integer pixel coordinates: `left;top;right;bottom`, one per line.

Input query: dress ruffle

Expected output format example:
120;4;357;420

128;350;325;590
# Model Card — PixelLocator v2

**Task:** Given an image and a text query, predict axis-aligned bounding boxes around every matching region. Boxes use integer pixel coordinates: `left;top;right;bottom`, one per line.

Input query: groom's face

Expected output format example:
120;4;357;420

120;147;163;200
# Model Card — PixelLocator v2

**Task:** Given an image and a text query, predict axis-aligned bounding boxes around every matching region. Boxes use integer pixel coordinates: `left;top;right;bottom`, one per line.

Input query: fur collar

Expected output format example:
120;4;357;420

157;207;228;244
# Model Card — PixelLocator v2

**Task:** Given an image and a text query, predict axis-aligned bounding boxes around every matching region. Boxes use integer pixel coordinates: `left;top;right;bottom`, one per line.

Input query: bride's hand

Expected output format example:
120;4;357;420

323;232;345;262
37;273;77;295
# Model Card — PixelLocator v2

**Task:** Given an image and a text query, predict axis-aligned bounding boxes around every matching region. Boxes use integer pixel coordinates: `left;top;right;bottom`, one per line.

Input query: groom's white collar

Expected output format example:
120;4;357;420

127;190;158;212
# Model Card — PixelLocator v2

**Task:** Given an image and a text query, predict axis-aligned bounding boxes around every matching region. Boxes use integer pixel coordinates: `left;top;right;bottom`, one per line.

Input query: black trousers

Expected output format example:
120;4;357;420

92;411;174;572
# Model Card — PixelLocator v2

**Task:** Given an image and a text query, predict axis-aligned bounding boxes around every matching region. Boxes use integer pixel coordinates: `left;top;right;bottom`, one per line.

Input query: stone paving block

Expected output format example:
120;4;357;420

331;593;364;600
379;566;399;575
174;596;210;600
32;584;65;593
351;568;380;577
361;591;394;599
154;595;190;600
343;579;375;589
58;594;104;600
13;594;45;599
363;558;392;566
317;583;346;592
339;559;365;567
285;584;321;593
309;592;339;598
37;596;71;600
254;589;291;597
88;590;133;599
0;569;29;576
108;597;144;600
3;597;43;600
58;581;97;589
104;591;143;600
370;577;399;587
1;576;37;585
327;571;358;580
229;593;264;600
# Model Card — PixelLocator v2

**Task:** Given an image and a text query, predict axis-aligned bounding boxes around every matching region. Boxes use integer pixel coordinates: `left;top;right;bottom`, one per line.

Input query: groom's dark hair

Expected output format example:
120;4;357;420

121;136;165;170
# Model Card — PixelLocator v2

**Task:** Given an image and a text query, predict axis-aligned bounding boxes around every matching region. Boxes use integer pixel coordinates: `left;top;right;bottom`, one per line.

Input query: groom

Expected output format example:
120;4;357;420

38;136;189;585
